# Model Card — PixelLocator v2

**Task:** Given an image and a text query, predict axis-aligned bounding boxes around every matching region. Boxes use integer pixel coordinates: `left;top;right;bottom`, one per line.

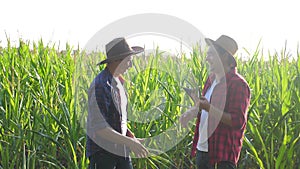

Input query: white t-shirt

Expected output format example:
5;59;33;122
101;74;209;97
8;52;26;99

114;77;128;136
197;80;218;152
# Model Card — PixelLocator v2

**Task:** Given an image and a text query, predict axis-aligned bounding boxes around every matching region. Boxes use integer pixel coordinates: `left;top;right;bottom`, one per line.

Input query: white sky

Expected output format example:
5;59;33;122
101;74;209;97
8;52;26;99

1;0;299;58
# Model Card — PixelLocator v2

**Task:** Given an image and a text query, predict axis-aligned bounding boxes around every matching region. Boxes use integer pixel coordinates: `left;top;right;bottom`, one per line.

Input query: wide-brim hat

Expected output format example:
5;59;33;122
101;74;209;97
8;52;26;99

97;37;144;65
205;35;238;67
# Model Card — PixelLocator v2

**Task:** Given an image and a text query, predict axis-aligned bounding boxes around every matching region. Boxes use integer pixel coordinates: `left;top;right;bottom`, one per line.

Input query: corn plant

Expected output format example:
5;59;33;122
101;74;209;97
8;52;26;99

1;39;300;169
238;44;300;169
0;40;87;169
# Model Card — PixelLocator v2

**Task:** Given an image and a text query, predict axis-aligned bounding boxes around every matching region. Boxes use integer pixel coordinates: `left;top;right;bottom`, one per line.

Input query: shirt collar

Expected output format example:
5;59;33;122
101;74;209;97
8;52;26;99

208;67;237;84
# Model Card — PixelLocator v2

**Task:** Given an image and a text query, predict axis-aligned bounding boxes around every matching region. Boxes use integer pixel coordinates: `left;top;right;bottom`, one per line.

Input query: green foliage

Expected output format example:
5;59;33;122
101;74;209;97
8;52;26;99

0;40;88;169
238;45;300;169
0;39;300;168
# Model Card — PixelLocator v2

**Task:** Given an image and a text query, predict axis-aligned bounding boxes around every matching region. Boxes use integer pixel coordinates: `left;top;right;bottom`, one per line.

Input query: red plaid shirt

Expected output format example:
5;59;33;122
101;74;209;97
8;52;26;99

191;68;251;165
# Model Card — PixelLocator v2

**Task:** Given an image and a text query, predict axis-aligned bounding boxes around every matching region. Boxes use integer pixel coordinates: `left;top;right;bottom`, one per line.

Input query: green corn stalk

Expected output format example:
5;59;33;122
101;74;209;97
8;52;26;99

1;38;300;168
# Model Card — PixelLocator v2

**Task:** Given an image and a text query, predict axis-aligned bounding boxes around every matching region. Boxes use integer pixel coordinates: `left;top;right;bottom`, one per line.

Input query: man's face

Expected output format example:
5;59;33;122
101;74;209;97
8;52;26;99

115;55;133;75
205;46;230;74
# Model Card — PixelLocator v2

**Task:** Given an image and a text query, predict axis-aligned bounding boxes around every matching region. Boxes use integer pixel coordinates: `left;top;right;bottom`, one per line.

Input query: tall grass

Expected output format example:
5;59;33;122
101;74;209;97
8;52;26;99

238;45;300;169
0;40;87;169
0;39;299;168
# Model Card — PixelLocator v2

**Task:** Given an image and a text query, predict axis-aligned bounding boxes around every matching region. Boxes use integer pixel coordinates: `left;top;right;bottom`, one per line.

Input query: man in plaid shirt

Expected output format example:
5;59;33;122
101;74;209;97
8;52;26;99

180;35;251;169
86;37;148;169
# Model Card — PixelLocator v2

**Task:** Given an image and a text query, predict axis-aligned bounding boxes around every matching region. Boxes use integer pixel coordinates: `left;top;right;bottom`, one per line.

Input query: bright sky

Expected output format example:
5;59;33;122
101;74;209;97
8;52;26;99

1;0;299;58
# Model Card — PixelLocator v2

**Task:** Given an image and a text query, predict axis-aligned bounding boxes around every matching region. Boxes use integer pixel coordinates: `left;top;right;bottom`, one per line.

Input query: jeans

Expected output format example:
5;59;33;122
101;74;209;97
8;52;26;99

216;161;236;169
196;150;212;169
196;150;236;169
89;151;133;169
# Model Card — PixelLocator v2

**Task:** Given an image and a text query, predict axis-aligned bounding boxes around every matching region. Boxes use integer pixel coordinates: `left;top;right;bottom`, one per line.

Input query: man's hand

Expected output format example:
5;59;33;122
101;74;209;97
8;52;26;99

128;138;149;158
198;96;210;112
179;106;199;128
96;127;149;158
135;138;145;143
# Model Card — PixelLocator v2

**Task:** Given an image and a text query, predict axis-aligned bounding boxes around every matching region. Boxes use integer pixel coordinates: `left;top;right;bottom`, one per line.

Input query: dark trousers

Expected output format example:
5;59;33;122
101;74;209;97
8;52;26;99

196;150;236;169
89;151;133;169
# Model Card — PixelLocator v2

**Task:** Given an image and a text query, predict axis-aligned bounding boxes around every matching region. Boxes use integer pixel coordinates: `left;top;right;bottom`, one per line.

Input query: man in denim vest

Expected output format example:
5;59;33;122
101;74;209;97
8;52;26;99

87;37;148;169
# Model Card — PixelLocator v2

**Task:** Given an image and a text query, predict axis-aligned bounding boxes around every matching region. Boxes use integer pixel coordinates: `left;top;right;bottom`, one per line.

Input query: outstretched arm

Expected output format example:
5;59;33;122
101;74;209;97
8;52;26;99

96;127;149;158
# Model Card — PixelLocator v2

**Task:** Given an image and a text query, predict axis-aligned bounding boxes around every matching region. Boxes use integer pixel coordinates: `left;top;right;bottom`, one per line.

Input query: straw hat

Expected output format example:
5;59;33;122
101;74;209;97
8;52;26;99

205;35;238;66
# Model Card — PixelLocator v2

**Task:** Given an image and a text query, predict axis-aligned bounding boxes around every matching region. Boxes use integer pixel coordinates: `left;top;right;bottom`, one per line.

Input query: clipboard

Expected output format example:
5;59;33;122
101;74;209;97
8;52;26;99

183;87;200;103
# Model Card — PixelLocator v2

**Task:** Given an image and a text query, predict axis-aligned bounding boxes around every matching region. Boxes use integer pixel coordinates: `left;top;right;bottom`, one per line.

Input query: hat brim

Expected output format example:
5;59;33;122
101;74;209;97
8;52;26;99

205;38;237;67
97;46;144;65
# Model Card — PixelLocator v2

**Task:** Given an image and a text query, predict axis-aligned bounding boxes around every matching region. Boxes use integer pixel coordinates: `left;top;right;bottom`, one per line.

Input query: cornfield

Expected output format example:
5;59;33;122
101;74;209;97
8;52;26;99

0;39;299;169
